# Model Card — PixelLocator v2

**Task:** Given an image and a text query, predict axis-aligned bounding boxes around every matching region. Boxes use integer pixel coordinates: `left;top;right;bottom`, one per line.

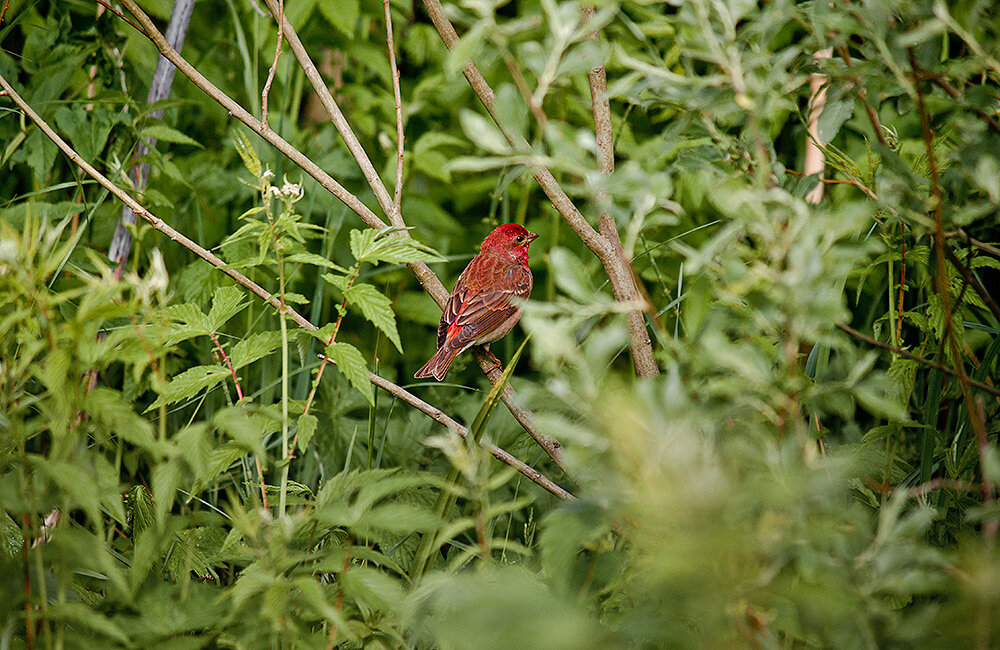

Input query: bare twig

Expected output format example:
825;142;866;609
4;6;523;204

584;7;658;377
261;0;284;129
946;229;1000;258
114;0;387;231
0;0;12;26
923;70;1000;135
365;372;573;499
210;333;270;509
255;0;570;467
422;0;660;379
0;70;572;500
383;0;404;212
804;48;833;204
835;323;1000;398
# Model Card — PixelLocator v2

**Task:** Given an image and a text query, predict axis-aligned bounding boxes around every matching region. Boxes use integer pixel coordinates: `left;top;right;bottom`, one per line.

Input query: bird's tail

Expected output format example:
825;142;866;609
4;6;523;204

414;346;463;381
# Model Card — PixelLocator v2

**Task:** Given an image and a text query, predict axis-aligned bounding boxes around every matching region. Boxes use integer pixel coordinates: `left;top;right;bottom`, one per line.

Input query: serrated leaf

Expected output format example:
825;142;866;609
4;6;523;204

349;228;444;266
346;283;402;352
140;124;202;148
324;342;373;404
207;286;247;331
285;252;349;272
296;413;318;453
234;130;262;177
147;364;229;411
229;331;282;370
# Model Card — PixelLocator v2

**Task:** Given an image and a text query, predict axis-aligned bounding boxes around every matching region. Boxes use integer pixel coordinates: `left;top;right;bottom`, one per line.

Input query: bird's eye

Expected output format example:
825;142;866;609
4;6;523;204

515;235;524;243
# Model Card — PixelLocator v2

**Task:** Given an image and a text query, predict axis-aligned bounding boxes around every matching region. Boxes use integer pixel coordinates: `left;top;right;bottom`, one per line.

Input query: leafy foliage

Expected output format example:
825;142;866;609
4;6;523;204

1;0;999;647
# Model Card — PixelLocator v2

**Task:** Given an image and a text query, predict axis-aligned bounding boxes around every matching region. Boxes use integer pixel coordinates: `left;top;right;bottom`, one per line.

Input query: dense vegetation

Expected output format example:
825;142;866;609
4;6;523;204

1;0;999;646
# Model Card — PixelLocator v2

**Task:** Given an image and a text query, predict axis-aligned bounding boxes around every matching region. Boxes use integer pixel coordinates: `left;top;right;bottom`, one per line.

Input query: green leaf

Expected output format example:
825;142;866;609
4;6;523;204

207;286;248;331
346;283;402;352
285;252;349;272
234;130;262;177
147;364;229;411
324;342;373;404
469;337;529;444
296;413;318;453
229;331;283;369
141;124;202;148
459;109;511;155
317;0;359;38
349;228;444;266
816;99;854;144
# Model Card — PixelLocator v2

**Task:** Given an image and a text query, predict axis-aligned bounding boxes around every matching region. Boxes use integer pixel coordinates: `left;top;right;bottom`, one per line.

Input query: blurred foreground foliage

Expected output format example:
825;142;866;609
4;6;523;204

1;0;999;647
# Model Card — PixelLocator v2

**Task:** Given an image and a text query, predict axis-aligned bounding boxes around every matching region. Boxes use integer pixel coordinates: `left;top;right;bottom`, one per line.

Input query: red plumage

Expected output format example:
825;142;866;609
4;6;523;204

414;223;538;380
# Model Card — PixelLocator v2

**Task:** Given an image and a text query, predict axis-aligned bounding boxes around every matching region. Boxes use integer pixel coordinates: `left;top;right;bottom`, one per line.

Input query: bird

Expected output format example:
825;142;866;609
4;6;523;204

414;223;538;381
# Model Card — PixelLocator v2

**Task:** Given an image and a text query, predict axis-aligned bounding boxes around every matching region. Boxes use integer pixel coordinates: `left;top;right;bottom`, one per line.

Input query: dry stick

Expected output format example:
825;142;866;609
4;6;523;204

0;72;571;500
255;0;569;471
114;0;387;232
835;323;1000;398
383;0;404;212
910;50;984;420
261;0;284;129
947;228;1000;259
421;0;659;378
584;7;658;378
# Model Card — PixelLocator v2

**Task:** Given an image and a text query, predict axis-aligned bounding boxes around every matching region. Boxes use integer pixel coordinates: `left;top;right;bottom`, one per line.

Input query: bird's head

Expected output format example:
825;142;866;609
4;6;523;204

481;223;538;263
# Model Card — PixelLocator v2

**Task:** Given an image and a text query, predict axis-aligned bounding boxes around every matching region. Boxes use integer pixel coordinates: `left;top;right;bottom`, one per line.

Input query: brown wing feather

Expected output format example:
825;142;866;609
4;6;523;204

436;255;532;349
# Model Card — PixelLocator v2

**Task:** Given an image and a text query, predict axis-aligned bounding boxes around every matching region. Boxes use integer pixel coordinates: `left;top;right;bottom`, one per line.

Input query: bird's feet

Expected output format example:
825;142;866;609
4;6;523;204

482;348;503;374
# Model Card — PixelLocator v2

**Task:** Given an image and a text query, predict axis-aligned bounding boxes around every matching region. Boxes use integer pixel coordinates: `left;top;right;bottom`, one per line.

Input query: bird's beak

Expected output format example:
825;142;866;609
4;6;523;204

525;231;539;244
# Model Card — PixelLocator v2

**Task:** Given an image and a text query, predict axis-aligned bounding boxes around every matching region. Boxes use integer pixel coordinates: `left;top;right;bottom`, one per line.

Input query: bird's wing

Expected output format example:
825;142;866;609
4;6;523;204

437;263;531;349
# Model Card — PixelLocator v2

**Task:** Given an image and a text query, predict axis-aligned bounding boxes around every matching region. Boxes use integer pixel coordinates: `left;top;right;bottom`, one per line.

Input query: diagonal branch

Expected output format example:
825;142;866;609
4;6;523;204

115;0;386;231
584;7;658;377
250;0;569;469
0;70;572;500
422;0;660;377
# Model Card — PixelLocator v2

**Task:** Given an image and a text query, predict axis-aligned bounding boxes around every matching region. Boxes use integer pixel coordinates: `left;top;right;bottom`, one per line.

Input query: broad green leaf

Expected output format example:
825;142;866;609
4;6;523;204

324;341;373;404
296;413;318;453
207;286;248;331
229;331;282;370
317;0;359;38
459;109;511;155
141;124;202;148
346;283;403;352
147;364;229;411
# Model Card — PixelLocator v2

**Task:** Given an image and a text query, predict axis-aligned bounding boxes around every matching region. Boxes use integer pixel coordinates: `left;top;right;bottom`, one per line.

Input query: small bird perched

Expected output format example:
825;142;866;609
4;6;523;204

414;223;538;381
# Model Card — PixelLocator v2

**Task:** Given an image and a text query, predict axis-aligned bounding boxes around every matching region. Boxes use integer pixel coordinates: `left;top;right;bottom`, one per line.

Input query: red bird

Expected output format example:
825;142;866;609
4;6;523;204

415;223;538;381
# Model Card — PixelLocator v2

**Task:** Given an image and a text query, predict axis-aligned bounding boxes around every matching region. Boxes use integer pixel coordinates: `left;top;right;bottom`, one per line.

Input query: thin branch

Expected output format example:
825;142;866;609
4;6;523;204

383;0;404;212
261;0;284;129
835;323;1000;398
114;0;387;232
253;0;570;466
364;372;573;499
421;0;660;380
584;6;658;378
946;229;1000;259
0;71;572;500
420;0;609;257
